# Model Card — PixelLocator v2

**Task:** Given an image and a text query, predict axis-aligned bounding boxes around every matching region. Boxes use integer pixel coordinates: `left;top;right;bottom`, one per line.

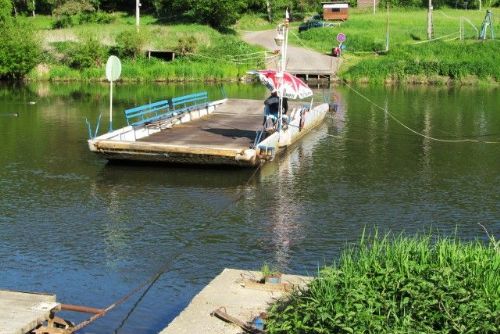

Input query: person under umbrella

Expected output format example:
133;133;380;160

263;89;288;130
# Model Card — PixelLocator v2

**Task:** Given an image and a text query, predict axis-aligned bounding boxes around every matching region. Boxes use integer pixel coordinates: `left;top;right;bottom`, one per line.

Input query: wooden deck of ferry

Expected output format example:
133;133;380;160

138;99;266;150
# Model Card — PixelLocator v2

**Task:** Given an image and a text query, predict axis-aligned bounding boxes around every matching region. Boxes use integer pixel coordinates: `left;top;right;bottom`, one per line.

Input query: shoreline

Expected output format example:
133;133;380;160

21;71;499;86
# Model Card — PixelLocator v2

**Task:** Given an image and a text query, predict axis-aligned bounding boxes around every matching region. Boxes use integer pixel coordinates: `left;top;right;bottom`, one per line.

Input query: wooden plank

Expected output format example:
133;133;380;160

138;99;296;150
0;290;60;334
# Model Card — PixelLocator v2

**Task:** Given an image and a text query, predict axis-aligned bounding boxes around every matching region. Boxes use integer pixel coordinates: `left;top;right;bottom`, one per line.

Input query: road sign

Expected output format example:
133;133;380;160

337;33;346;43
105;56;121;82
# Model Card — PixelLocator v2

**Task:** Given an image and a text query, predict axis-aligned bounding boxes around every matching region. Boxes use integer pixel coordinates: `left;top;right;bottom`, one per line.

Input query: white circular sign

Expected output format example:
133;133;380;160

105;56;121;82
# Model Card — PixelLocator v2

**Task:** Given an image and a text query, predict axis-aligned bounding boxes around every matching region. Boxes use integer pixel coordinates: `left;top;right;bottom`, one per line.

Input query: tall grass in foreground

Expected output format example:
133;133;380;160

266;233;500;333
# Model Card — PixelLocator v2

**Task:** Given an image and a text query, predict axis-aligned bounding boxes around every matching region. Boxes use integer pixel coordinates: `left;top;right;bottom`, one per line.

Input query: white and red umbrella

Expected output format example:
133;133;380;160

250;70;313;100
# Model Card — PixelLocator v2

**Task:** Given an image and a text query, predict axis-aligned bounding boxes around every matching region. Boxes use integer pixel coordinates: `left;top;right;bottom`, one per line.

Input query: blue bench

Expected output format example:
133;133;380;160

124;100;170;126
171;92;209;114
124;91;209;127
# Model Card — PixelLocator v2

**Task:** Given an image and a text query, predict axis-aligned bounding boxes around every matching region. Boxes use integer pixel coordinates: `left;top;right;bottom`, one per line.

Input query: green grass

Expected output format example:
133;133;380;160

26;15;265;82
343;40;500;83
266;231;500;333
287;8;500;84
28;58;254;82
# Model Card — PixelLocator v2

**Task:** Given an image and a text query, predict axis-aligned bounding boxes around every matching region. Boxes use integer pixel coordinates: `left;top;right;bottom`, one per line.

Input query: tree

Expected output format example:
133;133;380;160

0;0;12;24
191;0;246;30
0;24;41;79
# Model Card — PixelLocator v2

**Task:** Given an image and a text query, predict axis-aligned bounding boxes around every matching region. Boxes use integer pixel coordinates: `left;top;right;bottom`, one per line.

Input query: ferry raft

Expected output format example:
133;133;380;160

87;91;329;167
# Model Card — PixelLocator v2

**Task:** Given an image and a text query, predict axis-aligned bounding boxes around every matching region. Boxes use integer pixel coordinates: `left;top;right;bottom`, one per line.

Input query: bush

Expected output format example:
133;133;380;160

0;24;41;79
66;35;107;69
266;233;500;333
175;36;197;56
52;0;114;28
115;30;147;59
0;0;12;25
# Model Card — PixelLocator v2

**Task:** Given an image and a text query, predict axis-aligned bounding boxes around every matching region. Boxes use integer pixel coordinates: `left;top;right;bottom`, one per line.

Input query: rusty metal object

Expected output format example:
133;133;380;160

31;312;74;334
210;307;265;334
60;303;104;314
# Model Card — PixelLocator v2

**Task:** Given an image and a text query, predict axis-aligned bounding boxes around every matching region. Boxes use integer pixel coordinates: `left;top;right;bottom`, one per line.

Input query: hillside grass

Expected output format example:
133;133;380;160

25;14;265;82
266;232;500;333
287;8;500;84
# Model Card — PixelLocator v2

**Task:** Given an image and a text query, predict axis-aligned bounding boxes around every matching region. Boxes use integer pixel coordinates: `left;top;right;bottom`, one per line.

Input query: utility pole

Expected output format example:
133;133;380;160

266;0;272;22
385;2;390;51
427;0;433;40
136;0;140;31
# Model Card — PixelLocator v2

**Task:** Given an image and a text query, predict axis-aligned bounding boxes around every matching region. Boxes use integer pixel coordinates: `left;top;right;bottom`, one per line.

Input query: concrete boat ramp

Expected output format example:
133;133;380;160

161;269;311;334
0;290;59;334
1;269;310;333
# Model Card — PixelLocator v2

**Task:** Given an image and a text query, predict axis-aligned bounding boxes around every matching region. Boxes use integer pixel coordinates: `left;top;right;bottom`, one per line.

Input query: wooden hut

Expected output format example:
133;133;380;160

322;2;349;21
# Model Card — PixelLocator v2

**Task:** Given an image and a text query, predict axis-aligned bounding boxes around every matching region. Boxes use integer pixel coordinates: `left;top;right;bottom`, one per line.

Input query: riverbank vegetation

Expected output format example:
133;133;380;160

24;15;265;82
0;0;41;80
290;8;499;84
5;0;297;82
2;1;500;83
266;232;500;333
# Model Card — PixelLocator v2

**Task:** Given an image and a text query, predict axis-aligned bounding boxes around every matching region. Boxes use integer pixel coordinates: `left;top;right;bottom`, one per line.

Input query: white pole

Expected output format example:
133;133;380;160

427;0;433;40
109;81;113;132
136;0;140;31
373;0;376;14
278;21;288;132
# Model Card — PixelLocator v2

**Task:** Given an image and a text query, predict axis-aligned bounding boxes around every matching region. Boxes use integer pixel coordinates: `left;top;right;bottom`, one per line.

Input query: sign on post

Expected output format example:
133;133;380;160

336;33;346;43
106;56;122;132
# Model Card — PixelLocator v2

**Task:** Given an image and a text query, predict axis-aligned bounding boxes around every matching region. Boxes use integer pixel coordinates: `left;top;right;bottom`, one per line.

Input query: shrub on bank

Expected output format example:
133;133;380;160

115;30;147;59
0;24;41;80
266;233;500;333
65;35;107;69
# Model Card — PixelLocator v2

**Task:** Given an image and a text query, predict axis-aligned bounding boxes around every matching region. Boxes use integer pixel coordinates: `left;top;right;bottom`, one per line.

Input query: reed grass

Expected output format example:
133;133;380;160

266;232;500;333
29;58;253;82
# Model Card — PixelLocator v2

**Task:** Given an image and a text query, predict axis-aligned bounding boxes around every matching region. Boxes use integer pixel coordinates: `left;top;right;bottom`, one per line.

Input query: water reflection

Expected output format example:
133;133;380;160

259;124;330;271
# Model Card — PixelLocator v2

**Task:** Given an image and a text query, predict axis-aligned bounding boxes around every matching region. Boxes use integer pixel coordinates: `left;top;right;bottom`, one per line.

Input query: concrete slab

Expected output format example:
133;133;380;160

0;290;59;334
160;269;311;334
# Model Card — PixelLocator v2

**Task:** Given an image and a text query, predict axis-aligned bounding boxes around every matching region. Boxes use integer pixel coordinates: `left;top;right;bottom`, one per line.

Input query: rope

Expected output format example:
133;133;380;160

412;32;460;44
343;82;500;144
70;252;183;333
186;51;267;65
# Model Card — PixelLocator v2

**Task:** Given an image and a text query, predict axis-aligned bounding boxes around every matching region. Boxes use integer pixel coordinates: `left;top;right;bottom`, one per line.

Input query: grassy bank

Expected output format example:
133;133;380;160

289;8;500;84
24;14;264;82
266;232;499;333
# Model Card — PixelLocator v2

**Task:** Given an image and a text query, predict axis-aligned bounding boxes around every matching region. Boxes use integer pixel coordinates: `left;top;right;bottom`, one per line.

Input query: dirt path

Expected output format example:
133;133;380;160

242;29;340;75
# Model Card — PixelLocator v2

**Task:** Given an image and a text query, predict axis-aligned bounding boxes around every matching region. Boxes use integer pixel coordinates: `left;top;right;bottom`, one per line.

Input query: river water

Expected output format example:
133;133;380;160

0;83;498;333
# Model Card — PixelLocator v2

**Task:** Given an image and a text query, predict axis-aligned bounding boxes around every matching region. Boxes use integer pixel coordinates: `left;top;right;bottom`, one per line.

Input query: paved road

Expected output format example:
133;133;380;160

242;30;340;75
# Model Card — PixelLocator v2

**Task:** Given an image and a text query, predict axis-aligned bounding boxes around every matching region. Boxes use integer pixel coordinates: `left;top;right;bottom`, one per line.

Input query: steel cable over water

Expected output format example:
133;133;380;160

68;162;265;333
343;82;500;145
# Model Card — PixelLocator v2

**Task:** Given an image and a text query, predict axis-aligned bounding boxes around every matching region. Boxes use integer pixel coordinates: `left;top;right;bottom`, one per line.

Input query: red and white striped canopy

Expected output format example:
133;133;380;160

252;69;313;100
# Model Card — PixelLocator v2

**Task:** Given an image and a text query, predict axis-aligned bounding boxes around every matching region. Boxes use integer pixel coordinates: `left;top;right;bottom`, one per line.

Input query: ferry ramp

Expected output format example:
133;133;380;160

242;29;340;81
